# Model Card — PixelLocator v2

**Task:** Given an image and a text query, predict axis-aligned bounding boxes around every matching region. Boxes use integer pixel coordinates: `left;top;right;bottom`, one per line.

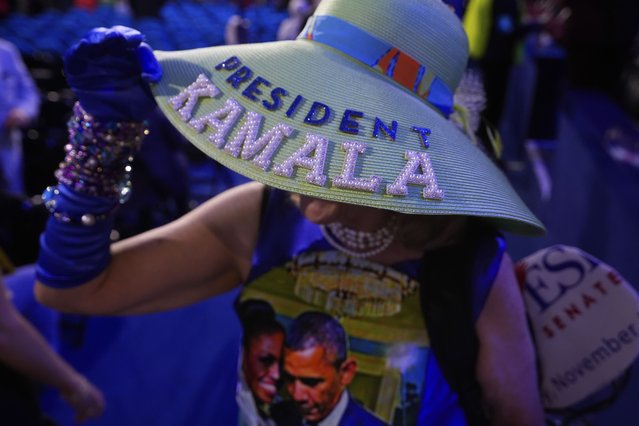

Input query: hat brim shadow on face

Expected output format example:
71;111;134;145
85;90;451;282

151;40;545;236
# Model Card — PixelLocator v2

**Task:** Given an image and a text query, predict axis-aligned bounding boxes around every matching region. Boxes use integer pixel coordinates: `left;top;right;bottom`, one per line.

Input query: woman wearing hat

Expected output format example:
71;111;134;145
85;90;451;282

34;0;545;424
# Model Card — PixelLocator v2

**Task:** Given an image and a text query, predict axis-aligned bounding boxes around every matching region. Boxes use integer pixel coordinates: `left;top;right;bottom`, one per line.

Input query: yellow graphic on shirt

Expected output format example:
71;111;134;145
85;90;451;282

286;251;419;318
240;251;430;424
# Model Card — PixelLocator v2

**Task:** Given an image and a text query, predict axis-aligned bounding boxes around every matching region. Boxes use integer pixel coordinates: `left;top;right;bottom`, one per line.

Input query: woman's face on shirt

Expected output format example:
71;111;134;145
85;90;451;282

244;331;285;404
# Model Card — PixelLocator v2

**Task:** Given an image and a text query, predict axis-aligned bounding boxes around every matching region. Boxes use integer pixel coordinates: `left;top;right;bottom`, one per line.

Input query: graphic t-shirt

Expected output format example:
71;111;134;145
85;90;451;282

237;189;467;426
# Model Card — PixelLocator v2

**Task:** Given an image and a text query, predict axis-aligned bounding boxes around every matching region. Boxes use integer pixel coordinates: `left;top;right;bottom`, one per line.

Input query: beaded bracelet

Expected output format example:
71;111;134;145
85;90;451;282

55;102;150;202
42;185;112;226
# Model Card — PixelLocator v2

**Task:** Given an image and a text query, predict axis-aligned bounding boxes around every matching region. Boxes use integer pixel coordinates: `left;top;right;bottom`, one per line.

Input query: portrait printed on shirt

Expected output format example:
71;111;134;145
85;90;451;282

237;250;432;426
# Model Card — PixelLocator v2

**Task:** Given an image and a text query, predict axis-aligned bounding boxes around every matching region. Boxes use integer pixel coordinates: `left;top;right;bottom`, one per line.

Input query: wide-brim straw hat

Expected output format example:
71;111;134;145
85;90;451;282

151;0;545;236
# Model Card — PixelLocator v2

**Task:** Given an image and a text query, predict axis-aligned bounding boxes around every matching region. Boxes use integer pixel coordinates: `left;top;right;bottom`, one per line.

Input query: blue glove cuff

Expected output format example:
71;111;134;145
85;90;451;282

36;185;116;289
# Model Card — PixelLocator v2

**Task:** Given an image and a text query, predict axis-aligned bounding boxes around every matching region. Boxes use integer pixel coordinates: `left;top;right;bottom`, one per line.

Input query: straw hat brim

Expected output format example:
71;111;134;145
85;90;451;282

151;40;545;236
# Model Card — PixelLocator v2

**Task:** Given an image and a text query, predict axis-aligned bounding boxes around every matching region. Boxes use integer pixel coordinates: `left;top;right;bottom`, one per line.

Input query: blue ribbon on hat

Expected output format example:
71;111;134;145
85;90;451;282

299;15;454;117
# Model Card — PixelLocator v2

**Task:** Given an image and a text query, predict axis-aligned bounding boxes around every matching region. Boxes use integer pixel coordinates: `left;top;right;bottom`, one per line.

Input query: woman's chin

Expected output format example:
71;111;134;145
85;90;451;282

297;196;340;224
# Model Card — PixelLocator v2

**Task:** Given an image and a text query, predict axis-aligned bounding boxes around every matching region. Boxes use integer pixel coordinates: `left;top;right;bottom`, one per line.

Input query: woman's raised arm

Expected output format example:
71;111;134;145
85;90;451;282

36;181;264;315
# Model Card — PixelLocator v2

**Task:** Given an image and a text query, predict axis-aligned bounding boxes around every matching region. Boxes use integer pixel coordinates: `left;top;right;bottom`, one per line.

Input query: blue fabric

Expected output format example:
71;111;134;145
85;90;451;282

4;264;59;348
64;26;162;121
39;288;242;426
36;185;115;288
471;233;506;323
341;394;388;426
8;265;241;426
3;265;245;426
301;15;392;67
427;77;455;118
418;355;467;425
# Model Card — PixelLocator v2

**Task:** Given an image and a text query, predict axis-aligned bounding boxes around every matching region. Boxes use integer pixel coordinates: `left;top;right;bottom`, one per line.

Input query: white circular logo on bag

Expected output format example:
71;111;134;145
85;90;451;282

518;246;639;409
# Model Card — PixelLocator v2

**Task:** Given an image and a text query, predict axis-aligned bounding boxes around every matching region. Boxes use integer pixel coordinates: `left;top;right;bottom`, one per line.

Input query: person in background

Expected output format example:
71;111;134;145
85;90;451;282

0;267;105;425
0;38;41;197
276;0;314;41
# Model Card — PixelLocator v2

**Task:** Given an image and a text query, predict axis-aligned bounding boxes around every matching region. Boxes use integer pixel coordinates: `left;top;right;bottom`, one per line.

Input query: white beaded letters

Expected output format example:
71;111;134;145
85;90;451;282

169;74;220;121
332;141;381;193
189;98;244;147
386;151;444;200
273;133;328;186
168;75;446;201
225;111;294;170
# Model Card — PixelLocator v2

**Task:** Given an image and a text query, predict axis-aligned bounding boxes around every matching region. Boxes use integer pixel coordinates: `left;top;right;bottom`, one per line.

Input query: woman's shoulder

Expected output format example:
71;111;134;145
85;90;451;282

196;181;266;217
187;181;266;257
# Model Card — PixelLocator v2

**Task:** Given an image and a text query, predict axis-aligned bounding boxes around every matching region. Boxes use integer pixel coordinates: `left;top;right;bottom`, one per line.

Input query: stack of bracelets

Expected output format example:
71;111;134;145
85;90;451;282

36;102;151;288
42;102;150;226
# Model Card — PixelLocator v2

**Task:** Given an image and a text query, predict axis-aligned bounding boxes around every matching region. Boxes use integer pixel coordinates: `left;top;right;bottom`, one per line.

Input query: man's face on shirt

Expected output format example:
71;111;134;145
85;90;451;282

283;345;345;422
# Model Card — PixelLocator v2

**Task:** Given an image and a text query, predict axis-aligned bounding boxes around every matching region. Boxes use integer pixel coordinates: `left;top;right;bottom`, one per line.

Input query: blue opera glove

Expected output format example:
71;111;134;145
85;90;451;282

64;25;163;122
38;26;160;288
36;185;115;288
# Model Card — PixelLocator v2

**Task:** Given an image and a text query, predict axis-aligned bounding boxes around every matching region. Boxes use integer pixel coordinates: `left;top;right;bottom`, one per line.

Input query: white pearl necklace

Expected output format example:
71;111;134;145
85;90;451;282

320;215;399;258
